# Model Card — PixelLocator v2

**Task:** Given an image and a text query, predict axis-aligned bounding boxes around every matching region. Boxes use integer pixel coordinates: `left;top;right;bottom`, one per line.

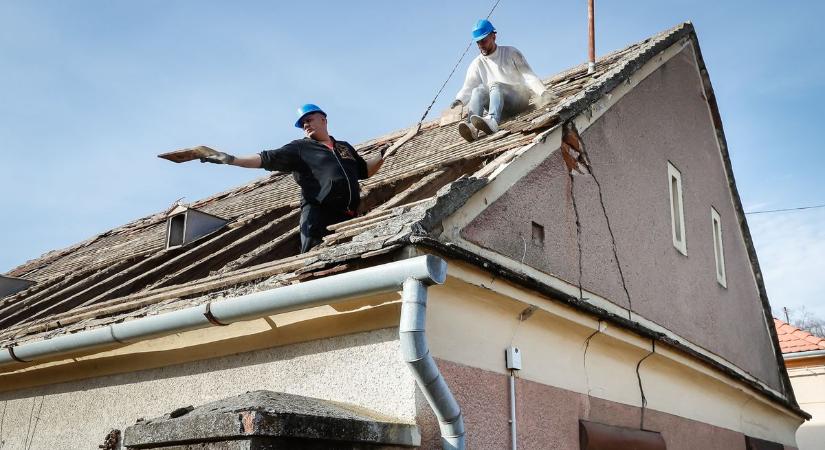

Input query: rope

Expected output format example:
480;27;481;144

415;0;503;126
381;0;504;159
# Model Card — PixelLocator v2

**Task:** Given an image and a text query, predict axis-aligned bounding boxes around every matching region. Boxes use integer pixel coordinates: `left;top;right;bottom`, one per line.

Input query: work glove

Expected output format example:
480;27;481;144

198;149;236;165
378;144;391;157
449;99;463;109
535;90;559;108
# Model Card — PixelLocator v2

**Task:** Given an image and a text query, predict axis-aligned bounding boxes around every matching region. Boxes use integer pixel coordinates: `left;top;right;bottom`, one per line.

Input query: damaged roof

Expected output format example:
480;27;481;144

774;318;825;354
1;23;693;346
0;22;807;417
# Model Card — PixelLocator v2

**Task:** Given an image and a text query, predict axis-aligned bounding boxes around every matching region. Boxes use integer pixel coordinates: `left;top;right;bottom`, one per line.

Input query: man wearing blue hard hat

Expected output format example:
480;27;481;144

198;104;385;253
451;19;555;142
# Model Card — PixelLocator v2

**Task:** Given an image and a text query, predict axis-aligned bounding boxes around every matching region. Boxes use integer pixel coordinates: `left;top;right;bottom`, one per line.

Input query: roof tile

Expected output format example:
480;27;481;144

773;318;825;354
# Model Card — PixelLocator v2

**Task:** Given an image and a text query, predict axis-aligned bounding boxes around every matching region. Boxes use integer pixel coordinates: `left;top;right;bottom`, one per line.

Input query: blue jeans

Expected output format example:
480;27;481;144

468;82;531;123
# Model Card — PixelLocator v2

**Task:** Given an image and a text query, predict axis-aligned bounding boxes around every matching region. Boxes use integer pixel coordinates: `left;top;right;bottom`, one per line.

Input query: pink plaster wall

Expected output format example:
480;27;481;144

416;359;769;449
461;44;781;390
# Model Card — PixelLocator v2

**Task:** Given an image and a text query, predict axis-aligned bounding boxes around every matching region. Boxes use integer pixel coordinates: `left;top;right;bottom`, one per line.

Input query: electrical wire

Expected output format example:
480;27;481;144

635;340;655;430
745;203;825;215
582;323;602;398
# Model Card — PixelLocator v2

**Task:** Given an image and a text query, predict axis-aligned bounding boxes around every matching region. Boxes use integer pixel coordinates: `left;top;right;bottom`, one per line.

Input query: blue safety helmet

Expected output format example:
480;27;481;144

294;103;327;128
472;19;496;42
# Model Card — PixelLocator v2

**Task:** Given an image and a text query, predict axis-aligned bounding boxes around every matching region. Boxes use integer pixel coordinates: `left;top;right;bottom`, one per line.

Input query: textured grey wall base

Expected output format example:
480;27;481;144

124;390;420;449
133;437;413;450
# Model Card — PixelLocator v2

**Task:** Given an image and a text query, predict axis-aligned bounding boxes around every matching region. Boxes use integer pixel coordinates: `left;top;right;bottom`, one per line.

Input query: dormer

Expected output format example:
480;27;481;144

165;205;227;250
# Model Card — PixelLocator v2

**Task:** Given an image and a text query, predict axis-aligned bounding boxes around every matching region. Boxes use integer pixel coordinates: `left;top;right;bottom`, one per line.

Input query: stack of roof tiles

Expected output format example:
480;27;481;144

0;24;695;349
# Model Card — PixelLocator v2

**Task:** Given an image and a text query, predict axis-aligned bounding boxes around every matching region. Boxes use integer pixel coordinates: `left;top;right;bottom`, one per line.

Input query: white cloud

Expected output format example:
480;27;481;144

747;209;825;319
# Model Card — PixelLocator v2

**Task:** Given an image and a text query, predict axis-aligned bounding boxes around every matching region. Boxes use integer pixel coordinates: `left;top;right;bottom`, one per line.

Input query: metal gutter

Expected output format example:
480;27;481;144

783;349;825;361
0;255;465;449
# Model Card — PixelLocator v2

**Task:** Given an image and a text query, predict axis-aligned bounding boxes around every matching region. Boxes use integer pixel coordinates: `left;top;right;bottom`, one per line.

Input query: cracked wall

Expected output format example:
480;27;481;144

461;44;783;391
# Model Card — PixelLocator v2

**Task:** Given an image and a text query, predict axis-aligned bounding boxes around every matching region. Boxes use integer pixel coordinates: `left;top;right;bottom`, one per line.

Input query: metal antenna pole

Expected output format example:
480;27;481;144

588;0;596;74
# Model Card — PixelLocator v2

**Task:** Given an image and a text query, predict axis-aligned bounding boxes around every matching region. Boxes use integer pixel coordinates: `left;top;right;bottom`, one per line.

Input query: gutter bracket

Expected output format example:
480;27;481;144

7;345;27;363
204;302;229;326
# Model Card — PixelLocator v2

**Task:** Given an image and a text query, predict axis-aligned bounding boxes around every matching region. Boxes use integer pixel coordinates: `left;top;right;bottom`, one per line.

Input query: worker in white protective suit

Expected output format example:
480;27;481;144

451;19;556;142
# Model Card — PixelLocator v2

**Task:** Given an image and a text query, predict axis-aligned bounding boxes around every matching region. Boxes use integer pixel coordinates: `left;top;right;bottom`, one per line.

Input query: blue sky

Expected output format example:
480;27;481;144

1;1;823;318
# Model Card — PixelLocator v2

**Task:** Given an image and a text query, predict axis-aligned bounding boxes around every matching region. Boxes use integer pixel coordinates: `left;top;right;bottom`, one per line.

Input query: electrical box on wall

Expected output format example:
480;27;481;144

505;346;522;370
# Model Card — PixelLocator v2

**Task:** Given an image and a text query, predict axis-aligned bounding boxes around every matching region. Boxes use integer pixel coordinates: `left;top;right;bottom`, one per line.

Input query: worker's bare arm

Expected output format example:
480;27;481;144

229;154;262;168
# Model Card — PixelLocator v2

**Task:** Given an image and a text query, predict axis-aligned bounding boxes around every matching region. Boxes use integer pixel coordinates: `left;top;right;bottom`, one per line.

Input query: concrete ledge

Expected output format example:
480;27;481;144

123;391;420;449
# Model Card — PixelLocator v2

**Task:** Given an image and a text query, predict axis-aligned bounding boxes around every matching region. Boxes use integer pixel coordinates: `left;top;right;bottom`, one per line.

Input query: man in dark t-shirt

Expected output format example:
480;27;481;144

198;104;385;253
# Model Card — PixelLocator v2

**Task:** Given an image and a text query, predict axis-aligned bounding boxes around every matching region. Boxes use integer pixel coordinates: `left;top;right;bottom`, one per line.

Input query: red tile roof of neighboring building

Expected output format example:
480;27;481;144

774;318;825;354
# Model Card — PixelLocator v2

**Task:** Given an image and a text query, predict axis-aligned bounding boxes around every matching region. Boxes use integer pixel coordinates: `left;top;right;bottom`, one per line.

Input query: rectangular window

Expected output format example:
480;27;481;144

531;221;545;246
745;436;783;450
667;162;687;255
711;207;727;287
579;420;666;450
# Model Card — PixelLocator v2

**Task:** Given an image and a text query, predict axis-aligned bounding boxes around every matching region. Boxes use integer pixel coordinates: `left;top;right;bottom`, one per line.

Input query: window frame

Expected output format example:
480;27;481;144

667;162;687;256
711;207;727;287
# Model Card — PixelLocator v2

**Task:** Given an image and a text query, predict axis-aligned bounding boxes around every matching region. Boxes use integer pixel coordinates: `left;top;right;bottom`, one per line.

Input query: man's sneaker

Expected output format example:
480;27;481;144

458;122;479;142
470;114;499;136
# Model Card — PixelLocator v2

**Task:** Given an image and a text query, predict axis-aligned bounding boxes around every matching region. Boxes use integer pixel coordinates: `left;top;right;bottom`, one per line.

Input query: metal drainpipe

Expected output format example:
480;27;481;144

509;371;517;450
0;256;465;449
400;278;465;449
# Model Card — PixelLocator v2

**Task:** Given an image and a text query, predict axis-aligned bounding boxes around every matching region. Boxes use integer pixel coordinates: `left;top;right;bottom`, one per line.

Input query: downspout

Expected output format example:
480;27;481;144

0;255;465;449
400;278;465;449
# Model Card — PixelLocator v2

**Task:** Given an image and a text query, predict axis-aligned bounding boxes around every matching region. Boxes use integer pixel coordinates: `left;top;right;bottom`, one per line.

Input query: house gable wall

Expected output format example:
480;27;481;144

461;44;782;390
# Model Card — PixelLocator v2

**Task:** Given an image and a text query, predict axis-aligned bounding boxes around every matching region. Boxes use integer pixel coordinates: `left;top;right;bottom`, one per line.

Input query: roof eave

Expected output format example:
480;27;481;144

783;349;825;361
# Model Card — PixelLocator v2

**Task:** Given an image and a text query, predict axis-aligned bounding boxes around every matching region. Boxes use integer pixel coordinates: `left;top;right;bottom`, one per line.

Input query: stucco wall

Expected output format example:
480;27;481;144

461;44;781;390
0;328;413;450
417;359;791;450
787;363;825;450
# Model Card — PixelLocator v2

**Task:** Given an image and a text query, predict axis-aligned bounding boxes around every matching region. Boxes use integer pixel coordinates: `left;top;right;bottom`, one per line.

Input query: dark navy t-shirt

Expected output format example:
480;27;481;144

259;137;368;212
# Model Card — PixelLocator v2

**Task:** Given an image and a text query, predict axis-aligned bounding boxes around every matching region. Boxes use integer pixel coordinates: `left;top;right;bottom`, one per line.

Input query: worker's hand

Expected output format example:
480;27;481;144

449;99;463;109
378;144;391;158
199;150;236;165
535;90;558;108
